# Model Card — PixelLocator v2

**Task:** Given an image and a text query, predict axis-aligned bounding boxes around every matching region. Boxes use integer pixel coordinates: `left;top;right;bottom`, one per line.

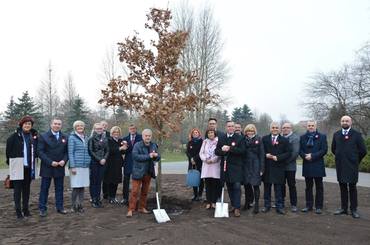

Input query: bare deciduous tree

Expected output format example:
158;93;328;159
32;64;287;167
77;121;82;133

173;2;228;129
37;62;61;128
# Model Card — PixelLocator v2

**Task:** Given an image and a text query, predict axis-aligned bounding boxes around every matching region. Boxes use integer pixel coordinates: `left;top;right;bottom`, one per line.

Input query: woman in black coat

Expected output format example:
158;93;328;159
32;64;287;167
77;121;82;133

186;128;204;201
6;116;38;219
299;121;328;214
105;126;127;204
243;124;264;214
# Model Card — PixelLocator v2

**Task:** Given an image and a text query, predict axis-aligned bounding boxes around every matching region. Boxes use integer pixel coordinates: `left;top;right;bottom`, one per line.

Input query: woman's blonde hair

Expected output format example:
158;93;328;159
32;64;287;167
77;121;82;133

110;126;122;136
73;120;85;130
244;124;257;134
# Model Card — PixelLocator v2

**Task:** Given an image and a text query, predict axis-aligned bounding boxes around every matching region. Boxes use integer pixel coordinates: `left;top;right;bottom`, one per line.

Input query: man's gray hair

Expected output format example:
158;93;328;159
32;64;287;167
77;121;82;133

270;121;280;128
142;128;153;135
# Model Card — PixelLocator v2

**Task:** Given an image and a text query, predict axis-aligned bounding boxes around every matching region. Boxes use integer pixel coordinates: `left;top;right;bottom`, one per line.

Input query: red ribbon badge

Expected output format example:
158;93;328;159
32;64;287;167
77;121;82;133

345;135;349;140
315;135;319;139
231;142;236;146
255;140;259;144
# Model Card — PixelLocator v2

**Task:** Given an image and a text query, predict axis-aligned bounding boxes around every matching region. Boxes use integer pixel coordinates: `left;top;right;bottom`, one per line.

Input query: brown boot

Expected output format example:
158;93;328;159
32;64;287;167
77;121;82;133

126;210;133;217
234;209;241;217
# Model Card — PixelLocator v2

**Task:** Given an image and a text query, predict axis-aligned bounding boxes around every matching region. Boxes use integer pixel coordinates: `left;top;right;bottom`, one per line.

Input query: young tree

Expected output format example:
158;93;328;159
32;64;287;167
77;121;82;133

99;8;216;195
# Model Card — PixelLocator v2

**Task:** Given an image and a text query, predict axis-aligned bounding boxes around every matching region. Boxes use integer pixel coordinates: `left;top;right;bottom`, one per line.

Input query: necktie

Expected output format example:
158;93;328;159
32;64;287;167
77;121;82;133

131;135;135;145
344;130;348;135
272;136;276;144
55;133;59;140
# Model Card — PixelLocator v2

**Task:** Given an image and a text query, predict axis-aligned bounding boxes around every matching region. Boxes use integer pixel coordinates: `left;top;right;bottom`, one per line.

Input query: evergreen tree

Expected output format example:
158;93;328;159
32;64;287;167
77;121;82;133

65;96;90;133
3;91;43;131
231;104;254;125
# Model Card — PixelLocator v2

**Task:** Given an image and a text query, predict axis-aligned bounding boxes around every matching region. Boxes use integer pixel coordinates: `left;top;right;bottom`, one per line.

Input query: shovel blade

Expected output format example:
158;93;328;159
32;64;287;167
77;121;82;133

214;202;229;218
153;209;171;223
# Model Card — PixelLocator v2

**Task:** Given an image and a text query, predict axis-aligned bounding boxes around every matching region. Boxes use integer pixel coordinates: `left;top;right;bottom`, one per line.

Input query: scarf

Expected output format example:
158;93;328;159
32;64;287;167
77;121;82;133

191;136;202;143
306;131;316;147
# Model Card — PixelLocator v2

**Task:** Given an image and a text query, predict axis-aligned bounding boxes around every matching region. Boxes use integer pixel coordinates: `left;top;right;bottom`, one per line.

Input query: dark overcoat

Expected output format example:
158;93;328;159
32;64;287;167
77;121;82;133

262;134;291;184
299;131;327;178
215;133;246;183
331;129;367;183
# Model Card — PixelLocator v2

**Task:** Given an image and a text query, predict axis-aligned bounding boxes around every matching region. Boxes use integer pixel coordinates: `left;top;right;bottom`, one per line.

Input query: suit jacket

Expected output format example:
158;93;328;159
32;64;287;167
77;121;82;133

262;134;291;184
331;128;367;183
284;133;300;171
299;131;327;177
38;130;68;178
122;133;142;175
215;133;245;183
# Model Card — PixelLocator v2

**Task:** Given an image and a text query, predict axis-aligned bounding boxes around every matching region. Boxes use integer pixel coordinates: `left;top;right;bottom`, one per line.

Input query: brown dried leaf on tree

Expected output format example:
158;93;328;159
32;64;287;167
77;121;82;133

99;8;217;143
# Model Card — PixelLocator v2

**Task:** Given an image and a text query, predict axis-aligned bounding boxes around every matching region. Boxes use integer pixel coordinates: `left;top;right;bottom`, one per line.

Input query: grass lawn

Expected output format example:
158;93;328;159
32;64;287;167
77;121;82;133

161;151;187;162
0;152;6;169
0;151;187;168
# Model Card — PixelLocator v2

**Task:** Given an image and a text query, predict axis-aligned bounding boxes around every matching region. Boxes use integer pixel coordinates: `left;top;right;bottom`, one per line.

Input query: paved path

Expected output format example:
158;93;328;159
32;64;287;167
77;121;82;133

1;161;370;187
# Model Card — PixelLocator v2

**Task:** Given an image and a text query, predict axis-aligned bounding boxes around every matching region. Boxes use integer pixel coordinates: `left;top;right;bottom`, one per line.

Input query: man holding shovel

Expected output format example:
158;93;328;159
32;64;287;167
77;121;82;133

215;121;246;217
126;129;160;217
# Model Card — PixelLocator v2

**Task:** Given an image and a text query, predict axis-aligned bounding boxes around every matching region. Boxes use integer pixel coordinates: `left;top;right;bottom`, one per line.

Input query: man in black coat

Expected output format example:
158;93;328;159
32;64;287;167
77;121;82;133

215;121;245;217
121;124;142;205
38;118;69;217
261;122;291;215
332;115;367;218
206;118;225;139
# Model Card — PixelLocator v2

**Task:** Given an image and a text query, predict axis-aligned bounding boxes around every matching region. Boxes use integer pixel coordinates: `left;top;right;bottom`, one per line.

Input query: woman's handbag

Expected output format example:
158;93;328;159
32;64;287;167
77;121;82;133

186;167;200;187
4;175;13;189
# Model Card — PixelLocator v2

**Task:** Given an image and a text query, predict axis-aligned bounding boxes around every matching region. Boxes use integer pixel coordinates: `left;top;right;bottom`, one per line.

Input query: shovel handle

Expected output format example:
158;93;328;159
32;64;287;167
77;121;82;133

156;192;161;209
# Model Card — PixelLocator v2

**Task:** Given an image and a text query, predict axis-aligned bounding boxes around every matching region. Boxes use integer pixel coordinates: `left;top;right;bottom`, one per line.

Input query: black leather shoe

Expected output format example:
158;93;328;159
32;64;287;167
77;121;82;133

39;210;47;217
16;210;24;219
334;208;348;215
291;206;298;212
315;208;322;214
57;209;68;215
351;211;360;219
301;207;313;213
261;207;271;213
23;209;31;217
120;199;129;206
276;208;285;215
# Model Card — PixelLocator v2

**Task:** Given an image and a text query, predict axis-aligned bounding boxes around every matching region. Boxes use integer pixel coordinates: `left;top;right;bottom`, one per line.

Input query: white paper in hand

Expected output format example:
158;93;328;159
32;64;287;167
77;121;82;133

9;157;24;180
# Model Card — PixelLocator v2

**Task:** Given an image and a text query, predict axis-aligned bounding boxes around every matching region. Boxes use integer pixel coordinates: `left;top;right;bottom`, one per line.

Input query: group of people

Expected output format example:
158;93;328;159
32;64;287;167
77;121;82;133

5;114;367;221
6;116;160;219
186;116;367;218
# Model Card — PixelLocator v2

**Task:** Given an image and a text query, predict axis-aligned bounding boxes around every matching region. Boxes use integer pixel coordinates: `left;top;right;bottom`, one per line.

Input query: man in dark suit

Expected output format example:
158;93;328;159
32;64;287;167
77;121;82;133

121;124;142;205
332;115;367;218
215;121;245;217
38;118;69;217
261;122;291;215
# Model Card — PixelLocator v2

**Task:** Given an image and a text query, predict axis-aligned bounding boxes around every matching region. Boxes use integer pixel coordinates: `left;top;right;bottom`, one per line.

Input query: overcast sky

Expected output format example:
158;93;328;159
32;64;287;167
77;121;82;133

1;0;369;123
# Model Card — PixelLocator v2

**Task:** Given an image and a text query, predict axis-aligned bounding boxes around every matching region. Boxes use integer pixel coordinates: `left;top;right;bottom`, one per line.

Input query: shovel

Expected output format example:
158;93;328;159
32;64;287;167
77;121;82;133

153;161;170;223
153;192;171;223
215;159;229;218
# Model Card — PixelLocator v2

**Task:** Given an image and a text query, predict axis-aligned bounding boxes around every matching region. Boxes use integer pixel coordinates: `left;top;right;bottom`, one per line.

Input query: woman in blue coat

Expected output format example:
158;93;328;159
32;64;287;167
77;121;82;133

299;120;327;214
68;120;91;213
